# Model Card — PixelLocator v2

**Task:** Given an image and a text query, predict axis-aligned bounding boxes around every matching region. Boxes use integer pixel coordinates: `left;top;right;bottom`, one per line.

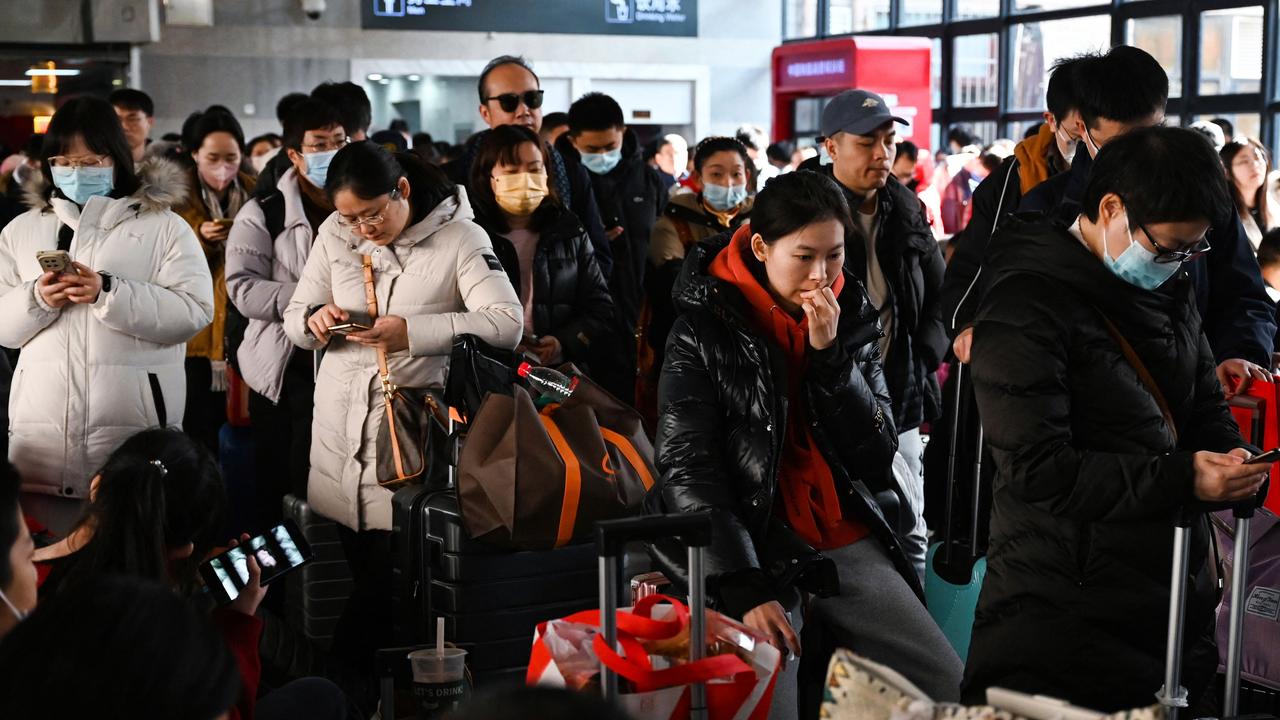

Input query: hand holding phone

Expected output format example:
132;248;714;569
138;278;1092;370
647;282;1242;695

1246;448;1280;465
36;250;73;275
199;520;313;606
328;322;372;336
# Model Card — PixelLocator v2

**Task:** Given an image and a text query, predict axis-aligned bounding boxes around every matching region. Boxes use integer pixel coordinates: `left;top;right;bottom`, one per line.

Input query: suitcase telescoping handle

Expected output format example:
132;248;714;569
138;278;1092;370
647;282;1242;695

596;513;714;718
1159;483;1268;718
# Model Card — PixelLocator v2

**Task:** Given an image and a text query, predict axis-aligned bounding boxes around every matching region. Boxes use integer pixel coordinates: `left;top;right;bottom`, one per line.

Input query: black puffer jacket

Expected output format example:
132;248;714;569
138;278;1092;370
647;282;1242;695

646;233;917;618
823;168;947;432
964;216;1248;711
481;205;614;364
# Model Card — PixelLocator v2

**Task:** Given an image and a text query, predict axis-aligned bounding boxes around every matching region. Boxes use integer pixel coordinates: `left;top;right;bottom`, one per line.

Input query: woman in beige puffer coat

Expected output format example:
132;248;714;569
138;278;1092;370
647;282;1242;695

284;143;522;534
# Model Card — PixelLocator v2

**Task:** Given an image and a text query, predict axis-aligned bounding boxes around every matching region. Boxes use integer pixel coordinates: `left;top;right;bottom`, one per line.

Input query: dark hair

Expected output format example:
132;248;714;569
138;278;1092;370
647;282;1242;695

247;133;281;152
183;107;245;156
282;97;343;151
1259;228;1280;270
1210;117;1235;141
542;112;570;132
161;132;181;142
735;125;767;153
1073;45;1168;129
478;55;539;103
41;96;142;201
453;686;632;720
0;575;239;719
325;141;455;226
0;462;20;589
311;81;372;136
108;88;154;117
895;140;919;163
1046;55;1083;123
766;140;795;165
21;132;43;158
568;93;624;134
947;125;977;148
55;429;226;595
980;151;1003;175
389;118;409;134
1081;126;1232;229
413;131;435;146
469;123;562;233
1221;139;1272;231
693;135;751;173
752;170;853;246
275;92;309;125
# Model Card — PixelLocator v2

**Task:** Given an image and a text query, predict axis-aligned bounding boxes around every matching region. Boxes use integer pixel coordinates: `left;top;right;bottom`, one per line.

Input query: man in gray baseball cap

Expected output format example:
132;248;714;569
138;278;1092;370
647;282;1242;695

819;88;946;585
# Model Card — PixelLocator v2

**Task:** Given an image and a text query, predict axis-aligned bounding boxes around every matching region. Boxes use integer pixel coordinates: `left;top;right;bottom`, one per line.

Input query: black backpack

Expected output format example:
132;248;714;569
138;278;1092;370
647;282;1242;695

225;190;286;373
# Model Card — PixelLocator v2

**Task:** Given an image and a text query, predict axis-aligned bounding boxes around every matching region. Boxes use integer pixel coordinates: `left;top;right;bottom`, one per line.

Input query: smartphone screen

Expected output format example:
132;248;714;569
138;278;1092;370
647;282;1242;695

199;520;312;604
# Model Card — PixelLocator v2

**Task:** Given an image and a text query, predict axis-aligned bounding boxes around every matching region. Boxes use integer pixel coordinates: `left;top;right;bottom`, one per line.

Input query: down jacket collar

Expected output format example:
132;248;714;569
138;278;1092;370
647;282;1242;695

23;157;189;233
344;186;475;256
673;229;883;350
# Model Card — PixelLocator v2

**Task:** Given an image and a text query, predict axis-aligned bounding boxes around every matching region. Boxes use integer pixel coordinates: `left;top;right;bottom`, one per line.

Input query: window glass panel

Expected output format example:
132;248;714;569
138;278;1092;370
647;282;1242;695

900;0;942;26
829;0;890;34
1126;15;1183;99
931;37;943;109
784;0;818;40
1197;114;1261;144
953;34;999;108
970;121;998;146
1200;7;1263;96
1008;120;1045;142
1010;15;1111;111
1015;0;1107;12
954;0;999;20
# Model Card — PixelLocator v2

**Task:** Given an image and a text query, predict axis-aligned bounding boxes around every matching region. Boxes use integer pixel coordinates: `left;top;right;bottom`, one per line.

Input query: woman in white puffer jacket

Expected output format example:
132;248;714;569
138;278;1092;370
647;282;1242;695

284;142;521;673
0;97;214;532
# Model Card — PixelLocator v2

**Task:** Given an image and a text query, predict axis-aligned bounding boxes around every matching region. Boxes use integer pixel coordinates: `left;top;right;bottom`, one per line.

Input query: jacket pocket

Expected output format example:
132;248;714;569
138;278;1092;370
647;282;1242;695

147;372;168;428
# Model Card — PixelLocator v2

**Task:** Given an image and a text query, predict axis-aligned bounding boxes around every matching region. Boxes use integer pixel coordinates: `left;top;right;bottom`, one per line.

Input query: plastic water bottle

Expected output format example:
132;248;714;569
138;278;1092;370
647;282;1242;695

517;362;579;403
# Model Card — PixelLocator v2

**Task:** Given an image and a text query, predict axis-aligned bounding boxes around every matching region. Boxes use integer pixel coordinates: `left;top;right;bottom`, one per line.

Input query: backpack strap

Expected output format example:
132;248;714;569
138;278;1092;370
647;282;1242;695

1097;311;1178;445
258;190;286;239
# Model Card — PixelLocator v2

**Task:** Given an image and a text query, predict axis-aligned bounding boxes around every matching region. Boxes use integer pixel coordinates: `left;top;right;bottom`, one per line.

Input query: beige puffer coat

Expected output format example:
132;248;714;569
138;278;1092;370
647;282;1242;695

284;187;522;531
0;159;214;499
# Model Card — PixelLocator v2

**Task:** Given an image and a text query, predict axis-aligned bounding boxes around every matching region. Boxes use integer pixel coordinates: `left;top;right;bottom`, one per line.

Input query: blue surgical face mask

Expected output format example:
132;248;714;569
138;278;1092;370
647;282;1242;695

581;148;622;175
703;181;748;212
303;149;339;189
819;145;833;166
50;165;114;206
1102;210;1181;291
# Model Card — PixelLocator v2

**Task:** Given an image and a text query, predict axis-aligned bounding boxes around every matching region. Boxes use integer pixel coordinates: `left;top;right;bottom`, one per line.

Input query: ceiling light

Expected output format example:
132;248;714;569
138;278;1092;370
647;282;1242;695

367;73;384;81
407;74;421;82
0;80;29;87
26;68;80;77
378;78;390;85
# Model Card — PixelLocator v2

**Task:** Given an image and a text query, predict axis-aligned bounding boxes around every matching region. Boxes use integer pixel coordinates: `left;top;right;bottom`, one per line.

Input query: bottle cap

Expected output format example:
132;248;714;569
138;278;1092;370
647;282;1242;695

517;361;532;378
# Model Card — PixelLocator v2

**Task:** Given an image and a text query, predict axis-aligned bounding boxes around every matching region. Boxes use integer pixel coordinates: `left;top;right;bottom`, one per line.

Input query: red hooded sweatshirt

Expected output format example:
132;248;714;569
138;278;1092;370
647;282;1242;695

708;225;869;550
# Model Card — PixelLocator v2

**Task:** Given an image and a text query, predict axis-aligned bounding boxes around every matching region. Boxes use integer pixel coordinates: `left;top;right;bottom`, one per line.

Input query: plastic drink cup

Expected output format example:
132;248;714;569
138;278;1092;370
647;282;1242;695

409;647;468;718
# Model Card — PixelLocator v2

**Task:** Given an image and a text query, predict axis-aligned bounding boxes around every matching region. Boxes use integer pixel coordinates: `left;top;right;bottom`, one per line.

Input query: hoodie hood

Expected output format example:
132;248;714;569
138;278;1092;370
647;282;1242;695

674;226;880;348
1014;122;1068;194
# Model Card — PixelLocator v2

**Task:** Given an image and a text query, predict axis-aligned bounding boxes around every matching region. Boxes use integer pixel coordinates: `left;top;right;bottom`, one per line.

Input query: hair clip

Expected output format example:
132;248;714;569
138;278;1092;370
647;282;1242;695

150;459;168;476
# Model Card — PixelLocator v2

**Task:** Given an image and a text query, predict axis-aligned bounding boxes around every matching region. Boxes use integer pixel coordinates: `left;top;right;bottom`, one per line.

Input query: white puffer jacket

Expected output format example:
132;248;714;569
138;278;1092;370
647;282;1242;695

0;159;214;500
284;187;522;531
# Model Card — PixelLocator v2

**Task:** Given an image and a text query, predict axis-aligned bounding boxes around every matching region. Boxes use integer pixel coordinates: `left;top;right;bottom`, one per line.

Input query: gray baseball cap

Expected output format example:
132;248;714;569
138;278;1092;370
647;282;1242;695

820;90;908;138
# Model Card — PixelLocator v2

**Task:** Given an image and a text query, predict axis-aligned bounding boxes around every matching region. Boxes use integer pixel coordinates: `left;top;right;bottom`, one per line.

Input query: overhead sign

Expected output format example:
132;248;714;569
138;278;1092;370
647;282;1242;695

363;0;698;37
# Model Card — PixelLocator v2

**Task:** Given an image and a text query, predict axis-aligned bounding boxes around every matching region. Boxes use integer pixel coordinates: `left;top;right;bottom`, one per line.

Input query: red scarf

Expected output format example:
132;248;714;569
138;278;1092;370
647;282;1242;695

708;225;868;550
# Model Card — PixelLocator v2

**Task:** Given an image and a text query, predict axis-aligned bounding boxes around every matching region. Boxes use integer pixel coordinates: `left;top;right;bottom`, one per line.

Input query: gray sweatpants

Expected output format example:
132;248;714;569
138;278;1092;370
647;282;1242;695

768;537;963;718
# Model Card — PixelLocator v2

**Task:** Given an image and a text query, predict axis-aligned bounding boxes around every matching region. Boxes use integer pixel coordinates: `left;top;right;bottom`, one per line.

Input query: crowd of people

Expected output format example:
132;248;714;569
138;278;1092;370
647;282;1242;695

0;43;1276;718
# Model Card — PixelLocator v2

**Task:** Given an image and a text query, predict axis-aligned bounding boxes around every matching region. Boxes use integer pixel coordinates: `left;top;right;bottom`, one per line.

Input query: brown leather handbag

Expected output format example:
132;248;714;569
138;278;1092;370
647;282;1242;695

362;256;450;490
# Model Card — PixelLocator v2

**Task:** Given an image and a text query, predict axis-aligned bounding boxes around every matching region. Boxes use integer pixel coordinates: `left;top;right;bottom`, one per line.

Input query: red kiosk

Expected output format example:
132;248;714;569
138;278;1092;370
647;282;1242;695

771;36;932;148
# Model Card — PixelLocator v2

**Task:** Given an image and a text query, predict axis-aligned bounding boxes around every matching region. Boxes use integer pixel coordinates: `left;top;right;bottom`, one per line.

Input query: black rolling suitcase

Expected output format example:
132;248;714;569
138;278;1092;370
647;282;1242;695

283;493;354;650
391;486;599;687
1159;490;1273;719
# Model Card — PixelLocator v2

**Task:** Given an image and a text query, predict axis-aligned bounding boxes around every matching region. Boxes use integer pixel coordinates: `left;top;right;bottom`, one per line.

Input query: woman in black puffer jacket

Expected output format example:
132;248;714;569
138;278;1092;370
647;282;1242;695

965;127;1267;711
469;125;615;373
647;171;962;718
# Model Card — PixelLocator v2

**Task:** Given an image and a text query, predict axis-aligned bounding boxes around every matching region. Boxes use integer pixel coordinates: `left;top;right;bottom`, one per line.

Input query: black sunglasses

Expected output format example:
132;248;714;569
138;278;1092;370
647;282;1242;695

484;90;545;113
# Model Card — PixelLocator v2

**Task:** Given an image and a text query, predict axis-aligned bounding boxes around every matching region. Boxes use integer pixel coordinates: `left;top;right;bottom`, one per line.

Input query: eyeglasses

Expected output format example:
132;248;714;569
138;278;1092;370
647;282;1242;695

49;155;111;169
483;90;545;113
337;190;399;229
1133;218;1212;264
301;136;350;154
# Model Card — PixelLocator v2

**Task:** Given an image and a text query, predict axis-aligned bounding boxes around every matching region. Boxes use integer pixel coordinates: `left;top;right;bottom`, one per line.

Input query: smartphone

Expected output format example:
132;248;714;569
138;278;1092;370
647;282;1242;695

199;520;313;605
328;322;371;336
36;250;73;274
213;218;234;228
1247;448;1280;465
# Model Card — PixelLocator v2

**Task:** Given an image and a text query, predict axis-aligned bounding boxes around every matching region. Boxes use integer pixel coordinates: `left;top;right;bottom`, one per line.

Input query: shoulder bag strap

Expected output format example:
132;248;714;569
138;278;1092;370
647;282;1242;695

361;255;393;396
1097;311;1179;445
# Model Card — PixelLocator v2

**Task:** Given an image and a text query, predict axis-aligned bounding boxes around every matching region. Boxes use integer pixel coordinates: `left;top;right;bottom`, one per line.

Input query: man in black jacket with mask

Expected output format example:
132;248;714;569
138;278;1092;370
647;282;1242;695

818;89;948;580
556;92;666;403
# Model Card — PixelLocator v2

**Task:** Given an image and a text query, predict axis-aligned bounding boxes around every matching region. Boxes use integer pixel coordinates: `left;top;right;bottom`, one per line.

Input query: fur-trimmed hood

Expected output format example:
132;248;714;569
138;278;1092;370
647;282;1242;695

22;157;190;216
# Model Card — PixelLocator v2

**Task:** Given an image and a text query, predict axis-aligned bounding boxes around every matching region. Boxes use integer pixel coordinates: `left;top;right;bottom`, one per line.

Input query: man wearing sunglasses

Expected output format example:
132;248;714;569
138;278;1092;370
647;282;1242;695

444;55;612;278
949;45;1275;400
